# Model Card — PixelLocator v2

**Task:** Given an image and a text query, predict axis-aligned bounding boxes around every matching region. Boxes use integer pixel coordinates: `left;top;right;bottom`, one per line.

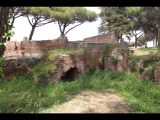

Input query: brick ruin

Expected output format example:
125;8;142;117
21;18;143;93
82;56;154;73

2;32;131;83
83;32;118;44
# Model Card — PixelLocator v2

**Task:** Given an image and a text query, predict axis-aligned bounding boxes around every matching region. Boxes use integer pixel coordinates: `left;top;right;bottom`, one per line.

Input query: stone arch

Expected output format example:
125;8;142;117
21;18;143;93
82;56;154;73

60;67;77;82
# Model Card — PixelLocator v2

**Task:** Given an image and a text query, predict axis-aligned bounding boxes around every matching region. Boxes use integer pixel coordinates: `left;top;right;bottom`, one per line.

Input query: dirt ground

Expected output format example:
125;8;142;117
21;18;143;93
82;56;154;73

50;90;135;113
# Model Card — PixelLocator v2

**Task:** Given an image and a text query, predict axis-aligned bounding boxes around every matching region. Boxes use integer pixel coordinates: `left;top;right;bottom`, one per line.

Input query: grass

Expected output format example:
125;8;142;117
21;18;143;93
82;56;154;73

128;47;160;72
1;47;160;113
129;47;158;56
30;47;84;78
1;70;160;113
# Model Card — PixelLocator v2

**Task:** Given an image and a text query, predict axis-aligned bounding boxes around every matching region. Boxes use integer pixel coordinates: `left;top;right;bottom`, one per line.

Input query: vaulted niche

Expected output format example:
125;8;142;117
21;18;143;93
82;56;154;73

60;67;77;82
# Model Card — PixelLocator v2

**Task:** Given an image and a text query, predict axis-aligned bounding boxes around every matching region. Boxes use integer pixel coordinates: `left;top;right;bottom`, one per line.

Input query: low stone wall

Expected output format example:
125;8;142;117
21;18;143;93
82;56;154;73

3;37;68;63
83;32;118;44
21;39;66;53
85;43;111;69
67;41;86;49
104;45;129;72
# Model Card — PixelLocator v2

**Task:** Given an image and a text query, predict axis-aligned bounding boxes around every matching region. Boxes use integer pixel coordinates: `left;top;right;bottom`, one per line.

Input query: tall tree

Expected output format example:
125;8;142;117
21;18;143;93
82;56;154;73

0;7;12;78
99;7;159;47
0;7;10;56
98;7;133;42
129;31;144;48
50;7;98;37
25;7;55;40
125;7;145;47
141;7;160;49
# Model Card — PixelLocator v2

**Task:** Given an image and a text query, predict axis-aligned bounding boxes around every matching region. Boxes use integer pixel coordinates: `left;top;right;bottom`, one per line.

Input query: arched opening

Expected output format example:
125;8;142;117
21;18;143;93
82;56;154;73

61;67;77;82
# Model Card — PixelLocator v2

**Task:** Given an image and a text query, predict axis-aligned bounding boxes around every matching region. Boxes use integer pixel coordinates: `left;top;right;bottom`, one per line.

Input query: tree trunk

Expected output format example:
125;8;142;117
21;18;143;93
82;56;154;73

135;38;138;48
118;34;122;43
60;32;65;37
156;31;158;47
158;23;160;50
0;7;10;56
120;34;123;42
29;25;36;40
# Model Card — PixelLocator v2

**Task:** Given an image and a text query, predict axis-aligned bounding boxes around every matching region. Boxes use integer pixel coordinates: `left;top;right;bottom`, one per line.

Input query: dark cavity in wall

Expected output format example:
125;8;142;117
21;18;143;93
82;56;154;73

60;67;77;82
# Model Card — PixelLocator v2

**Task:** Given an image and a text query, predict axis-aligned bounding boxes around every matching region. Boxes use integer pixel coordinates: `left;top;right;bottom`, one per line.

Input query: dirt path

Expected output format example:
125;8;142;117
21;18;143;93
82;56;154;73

50;90;134;113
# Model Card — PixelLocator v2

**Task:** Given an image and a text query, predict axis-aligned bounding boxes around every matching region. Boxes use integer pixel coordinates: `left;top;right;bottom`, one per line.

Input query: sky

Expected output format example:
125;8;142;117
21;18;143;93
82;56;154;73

11;7;101;42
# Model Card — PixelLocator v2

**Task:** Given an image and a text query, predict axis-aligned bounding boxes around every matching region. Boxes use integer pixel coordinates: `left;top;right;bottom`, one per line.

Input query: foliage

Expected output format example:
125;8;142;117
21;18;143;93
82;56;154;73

0;57;4;78
98;7;160;48
5;7;26;41
24;7;55;40
49;7;98;37
111;57;118;64
103;44;116;59
2;8;15;40
98;7;134;42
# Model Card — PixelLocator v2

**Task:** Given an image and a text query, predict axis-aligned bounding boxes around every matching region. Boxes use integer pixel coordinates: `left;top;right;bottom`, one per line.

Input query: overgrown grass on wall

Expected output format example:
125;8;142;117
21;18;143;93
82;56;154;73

30;47;84;78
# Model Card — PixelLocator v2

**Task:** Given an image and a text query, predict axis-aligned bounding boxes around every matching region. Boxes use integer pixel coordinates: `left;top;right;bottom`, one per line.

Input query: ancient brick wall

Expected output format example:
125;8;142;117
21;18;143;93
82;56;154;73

85;43;111;69
83;32;118;44
21;39;66;53
67;41;86;49
3;38;68;60
2;38;68;79
2;33;122;80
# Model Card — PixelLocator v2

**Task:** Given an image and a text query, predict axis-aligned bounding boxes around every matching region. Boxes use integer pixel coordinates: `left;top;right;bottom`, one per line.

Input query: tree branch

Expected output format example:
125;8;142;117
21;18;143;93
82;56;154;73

137;31;143;36
64;22;84;35
62;23;67;34
58;21;62;33
36;20;53;27
15;13;24;19
137;32;144;39
27;14;33;26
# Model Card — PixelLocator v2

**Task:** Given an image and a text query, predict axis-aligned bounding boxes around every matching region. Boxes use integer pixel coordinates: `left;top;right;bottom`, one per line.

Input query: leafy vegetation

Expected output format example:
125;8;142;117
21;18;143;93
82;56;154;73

30;47;84;78
49;7;98;37
24;7;55;40
98;7;160;48
103;44;116;59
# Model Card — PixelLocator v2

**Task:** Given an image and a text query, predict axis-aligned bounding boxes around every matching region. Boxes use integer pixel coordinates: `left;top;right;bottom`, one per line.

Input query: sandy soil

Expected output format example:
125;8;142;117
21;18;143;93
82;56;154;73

50;90;134;113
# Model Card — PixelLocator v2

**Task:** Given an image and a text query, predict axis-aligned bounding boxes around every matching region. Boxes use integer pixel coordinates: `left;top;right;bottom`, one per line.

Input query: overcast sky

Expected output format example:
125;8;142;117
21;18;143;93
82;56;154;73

11;7;101;42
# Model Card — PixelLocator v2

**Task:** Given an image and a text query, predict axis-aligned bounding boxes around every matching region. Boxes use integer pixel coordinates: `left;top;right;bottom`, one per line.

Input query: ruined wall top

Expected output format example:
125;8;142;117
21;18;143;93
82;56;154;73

83;32;118;44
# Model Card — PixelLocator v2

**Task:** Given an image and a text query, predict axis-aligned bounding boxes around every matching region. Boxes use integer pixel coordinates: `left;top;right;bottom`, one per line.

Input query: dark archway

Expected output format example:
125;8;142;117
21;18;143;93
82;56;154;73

61;67;77;82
